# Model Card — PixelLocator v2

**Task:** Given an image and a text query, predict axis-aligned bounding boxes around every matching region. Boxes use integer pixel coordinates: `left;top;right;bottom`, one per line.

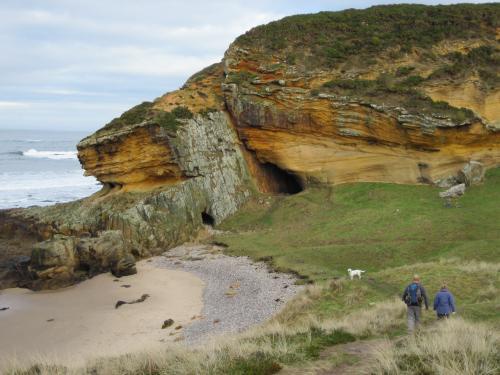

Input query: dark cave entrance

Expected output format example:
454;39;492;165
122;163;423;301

260;162;304;195
201;211;215;226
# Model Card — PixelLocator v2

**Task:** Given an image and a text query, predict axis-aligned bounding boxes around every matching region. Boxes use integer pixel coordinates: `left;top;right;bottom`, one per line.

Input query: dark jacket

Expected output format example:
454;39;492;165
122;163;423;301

433;288;455;315
402;282;429;309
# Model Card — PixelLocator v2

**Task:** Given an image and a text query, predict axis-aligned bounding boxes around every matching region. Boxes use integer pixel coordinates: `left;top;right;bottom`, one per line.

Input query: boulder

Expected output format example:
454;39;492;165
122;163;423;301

76;230;137;277
111;254;137;277
439;183;466;198
457;161;484;187
30;235;78;274
90;230;131;270
435;176;459;188
26;230;137;289
29;235;79;288
0;255;31;289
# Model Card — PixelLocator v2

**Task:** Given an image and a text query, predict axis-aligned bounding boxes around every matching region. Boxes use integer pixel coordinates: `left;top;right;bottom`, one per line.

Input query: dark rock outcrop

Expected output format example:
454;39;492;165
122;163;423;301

25;231;137;289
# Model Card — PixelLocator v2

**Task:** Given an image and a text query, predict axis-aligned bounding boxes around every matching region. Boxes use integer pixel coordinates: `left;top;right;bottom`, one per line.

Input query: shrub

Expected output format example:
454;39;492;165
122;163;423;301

396;66;416;76
401;75;425;87
322;79;374;90
199;107;218;118
429;45;499;88
226;71;257;84
154;106;193;132
154;111;179;132
171;106;193;119
102;102;154;131
235;4;499;69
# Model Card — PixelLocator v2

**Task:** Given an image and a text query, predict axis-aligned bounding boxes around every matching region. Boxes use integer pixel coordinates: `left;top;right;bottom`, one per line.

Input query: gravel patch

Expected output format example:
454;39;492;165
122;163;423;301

153;243;303;344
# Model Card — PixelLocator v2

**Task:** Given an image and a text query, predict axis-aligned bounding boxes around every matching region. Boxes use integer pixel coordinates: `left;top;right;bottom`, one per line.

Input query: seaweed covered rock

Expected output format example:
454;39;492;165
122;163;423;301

27;231;137;289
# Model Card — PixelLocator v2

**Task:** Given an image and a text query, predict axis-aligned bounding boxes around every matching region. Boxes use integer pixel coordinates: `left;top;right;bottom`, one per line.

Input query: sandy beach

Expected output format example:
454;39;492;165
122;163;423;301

0;244;302;372
0;260;204;370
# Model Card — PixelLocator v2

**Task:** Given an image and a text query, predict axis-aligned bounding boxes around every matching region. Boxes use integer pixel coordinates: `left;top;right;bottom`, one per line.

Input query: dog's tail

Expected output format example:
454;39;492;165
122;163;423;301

360;270;366;273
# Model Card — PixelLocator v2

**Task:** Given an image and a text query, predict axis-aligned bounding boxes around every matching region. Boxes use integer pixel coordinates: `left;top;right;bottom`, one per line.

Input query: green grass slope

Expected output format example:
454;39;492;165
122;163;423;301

216;168;500;324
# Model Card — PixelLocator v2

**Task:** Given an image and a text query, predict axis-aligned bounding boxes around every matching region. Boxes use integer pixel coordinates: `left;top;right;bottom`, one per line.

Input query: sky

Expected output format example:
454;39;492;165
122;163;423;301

0;0;493;132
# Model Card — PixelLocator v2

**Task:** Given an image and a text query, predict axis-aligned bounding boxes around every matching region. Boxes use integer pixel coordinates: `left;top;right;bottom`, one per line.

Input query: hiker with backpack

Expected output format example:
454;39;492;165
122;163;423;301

433;283;456;319
402;275;429;333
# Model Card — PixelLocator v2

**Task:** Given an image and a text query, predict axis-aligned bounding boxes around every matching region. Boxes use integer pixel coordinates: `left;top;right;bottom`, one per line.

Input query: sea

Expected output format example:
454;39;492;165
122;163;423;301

0;129;101;209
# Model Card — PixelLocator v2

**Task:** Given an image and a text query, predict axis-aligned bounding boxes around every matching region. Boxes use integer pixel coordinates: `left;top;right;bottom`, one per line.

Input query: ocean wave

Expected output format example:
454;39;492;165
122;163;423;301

0;171;100;191
2;139;42;142
2;151;24;156
23;149;78;160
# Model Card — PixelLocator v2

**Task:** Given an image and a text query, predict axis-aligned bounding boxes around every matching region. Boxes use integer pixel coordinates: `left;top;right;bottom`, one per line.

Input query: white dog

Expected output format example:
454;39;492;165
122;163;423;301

347;268;365;280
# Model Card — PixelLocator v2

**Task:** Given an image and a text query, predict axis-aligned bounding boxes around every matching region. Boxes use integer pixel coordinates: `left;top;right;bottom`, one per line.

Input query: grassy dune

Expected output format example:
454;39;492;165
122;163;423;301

7;169;499;374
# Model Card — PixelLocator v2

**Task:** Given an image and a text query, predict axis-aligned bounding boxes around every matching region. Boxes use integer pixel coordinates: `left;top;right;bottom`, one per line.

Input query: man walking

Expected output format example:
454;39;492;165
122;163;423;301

433;283;456;319
402;275;429;333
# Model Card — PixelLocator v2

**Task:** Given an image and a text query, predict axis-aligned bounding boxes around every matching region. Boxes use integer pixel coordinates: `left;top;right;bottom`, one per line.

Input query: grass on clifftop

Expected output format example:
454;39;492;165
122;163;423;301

99;103;193;134
236;4;499;69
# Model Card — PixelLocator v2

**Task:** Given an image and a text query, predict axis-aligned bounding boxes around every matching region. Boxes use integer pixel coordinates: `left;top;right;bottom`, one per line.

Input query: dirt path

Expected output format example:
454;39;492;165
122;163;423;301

318;339;388;375
279;338;388;375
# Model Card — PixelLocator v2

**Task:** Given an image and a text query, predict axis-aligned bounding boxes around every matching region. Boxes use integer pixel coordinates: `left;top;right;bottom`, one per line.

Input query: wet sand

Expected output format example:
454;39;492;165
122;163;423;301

0;260;204;370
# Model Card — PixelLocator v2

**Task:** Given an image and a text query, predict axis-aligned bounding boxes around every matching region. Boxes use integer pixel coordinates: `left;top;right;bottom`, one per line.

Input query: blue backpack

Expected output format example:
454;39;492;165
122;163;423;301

407;283;423;305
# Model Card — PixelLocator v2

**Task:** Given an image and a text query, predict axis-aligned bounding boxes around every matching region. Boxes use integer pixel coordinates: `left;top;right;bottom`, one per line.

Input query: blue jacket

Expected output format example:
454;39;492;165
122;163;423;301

433;288;455;315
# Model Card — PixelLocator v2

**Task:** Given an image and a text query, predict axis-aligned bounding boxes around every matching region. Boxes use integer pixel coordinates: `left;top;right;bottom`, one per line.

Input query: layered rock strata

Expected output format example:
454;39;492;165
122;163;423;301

1;4;499;289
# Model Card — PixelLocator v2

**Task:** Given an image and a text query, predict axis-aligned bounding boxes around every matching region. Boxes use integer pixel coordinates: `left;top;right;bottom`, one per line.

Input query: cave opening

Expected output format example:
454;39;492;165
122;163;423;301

260;162;304;195
201;211;215;226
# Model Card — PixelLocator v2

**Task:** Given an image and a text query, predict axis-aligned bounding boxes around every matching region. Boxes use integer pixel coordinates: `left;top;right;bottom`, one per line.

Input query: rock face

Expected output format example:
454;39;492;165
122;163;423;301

78;123;184;190
2;111;253;288
457;161;485;187
221;20;500;186
1;4;499;289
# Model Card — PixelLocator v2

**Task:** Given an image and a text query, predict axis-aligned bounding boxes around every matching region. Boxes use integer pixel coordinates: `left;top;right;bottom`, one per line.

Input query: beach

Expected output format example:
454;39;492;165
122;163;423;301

0;245;301;371
0;261;204;370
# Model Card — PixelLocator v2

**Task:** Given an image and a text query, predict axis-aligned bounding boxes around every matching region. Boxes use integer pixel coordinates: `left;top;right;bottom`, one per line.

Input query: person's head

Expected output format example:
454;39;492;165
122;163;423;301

441;282;447;290
412;274;420;283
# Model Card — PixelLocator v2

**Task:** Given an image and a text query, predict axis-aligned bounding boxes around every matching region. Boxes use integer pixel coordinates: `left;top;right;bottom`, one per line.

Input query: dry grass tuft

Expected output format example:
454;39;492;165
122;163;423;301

322;298;406;337
329;278;344;293
456;260;500;275
371;318;500;375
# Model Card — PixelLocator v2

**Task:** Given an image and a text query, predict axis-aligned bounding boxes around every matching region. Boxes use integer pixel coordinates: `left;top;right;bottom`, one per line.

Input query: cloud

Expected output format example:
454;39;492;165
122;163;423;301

0;101;30;109
0;0;493;131
31;88;114;96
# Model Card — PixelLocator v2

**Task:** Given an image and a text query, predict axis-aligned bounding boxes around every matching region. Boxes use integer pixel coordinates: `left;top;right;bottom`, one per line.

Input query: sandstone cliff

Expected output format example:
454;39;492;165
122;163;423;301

1;4;499;289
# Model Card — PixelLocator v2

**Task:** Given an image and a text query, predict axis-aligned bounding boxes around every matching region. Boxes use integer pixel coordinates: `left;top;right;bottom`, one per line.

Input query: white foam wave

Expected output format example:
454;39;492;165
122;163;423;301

0;171;99;191
0;169;102;208
23;149;77;160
